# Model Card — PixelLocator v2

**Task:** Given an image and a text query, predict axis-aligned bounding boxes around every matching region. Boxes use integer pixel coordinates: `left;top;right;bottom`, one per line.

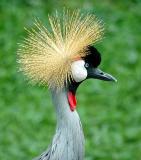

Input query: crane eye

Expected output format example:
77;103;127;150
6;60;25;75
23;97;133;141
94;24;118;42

84;63;89;68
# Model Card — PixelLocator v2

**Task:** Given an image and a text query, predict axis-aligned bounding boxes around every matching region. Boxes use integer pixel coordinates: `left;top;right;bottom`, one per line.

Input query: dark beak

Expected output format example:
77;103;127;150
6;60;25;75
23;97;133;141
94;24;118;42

87;68;117;82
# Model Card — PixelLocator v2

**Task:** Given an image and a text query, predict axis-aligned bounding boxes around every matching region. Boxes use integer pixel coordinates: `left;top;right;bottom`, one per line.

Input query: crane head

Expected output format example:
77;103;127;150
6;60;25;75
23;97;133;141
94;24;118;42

71;46;117;83
68;46;117;111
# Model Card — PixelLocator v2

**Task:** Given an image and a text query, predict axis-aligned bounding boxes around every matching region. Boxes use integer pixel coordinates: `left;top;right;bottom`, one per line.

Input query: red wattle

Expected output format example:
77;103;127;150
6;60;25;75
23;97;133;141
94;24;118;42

67;91;77;111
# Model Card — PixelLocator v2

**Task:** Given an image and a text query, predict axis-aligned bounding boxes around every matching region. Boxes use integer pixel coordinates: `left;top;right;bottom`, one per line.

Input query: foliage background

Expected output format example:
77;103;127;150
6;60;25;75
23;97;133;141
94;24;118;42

0;0;141;159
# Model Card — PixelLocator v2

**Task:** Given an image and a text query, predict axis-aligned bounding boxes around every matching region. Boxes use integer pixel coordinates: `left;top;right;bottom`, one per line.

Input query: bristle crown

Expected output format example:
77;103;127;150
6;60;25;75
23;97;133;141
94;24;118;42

17;10;104;91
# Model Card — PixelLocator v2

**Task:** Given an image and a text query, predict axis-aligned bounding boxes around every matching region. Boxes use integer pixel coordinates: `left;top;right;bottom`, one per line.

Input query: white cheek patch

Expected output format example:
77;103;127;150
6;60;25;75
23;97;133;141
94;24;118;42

71;60;87;82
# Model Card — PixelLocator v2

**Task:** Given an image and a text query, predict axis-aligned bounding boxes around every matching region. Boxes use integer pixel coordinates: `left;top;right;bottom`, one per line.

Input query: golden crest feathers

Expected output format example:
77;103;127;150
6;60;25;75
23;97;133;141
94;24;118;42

17;10;104;90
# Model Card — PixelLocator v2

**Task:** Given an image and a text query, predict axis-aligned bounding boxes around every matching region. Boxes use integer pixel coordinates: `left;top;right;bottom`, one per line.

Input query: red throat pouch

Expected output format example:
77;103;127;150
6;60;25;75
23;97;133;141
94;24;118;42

67;91;77;111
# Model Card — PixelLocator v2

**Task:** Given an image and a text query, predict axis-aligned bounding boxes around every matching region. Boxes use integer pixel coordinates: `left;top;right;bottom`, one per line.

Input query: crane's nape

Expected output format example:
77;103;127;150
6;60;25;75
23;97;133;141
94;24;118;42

17;10;117;160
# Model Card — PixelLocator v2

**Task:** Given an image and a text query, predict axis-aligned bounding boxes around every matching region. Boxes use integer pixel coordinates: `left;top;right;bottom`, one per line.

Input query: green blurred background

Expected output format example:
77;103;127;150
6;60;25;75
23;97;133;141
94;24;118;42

0;0;141;160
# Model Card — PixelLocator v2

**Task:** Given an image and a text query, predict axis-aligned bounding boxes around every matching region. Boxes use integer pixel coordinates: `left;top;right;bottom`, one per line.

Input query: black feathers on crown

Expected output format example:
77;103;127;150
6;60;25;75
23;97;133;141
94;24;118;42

84;46;101;68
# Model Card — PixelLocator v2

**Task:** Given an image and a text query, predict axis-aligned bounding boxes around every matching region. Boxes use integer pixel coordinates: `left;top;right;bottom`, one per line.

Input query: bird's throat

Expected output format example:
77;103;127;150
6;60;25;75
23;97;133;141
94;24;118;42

67;81;81;112
67;91;77;111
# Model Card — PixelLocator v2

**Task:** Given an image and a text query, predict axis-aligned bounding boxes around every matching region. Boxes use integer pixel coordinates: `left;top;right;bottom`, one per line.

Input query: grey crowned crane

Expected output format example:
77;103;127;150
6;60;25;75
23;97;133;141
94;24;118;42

17;10;117;160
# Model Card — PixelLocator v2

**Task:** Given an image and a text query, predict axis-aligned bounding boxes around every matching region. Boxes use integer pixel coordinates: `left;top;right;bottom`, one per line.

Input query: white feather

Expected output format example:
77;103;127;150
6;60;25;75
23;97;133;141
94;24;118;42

71;60;87;82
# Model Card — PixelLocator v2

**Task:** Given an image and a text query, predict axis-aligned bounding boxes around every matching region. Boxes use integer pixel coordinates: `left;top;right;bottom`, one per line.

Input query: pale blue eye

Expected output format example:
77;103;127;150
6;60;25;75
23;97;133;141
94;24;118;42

84;63;89;68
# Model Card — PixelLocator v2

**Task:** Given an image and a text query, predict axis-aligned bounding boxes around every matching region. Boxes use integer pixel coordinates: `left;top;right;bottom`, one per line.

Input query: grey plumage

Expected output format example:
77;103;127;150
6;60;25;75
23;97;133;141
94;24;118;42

34;88;84;160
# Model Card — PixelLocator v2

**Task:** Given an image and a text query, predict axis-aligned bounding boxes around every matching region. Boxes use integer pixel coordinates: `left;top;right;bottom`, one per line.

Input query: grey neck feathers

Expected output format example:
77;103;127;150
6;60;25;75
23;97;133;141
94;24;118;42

34;88;85;160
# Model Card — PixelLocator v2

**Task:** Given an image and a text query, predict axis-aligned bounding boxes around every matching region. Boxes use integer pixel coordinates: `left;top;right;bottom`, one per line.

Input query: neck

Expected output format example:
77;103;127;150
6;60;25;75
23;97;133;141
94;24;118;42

49;87;85;160
35;87;85;160
51;88;72;124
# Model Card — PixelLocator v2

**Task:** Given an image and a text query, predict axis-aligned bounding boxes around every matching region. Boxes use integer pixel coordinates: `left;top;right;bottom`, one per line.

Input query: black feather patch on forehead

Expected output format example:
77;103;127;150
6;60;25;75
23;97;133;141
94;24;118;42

84;46;101;68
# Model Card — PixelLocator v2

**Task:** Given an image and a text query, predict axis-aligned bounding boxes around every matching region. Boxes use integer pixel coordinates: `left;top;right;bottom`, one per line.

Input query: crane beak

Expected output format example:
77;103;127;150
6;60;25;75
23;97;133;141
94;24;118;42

87;68;117;82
